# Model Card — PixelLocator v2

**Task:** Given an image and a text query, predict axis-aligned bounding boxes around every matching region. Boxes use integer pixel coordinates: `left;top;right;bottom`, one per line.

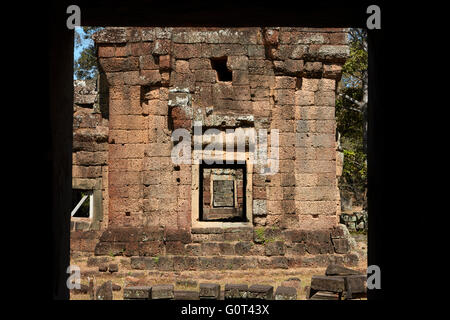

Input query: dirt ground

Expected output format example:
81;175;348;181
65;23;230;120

70;233;367;300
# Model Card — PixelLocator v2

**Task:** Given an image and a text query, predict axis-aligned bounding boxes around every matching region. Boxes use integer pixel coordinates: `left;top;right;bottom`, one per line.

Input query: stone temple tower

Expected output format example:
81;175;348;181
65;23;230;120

70;27;359;270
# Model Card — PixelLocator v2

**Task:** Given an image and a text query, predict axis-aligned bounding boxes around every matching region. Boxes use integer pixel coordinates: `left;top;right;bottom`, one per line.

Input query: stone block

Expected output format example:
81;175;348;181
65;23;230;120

199;283;220;299
310;276;345;293
274;286;297;300
130;256;158;270
295;90;314;106
174;291;200;300
224;284;248;299
87;256;111;267
344;275;367;297
281;278;301;289
98;264;108;272
227;55;248;70
123;286;152;300
264;241;285;256
108;263;118;273
152;39;171;55
95;281;113;300
332;238;350;254
248;284;273;300
112;284;121;291
71;283;90;295
234;241;253;255
323;64;342;79
151;284;174;299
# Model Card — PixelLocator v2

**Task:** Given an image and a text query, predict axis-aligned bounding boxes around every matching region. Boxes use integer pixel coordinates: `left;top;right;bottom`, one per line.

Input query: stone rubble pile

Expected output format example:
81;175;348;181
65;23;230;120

306;264;366;300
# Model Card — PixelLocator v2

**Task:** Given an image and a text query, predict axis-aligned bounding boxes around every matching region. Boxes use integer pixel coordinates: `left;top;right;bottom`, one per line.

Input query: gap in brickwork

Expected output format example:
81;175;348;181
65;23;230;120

296;77;302;90
76;103;94;109
140;85;151;104
210;57;232;82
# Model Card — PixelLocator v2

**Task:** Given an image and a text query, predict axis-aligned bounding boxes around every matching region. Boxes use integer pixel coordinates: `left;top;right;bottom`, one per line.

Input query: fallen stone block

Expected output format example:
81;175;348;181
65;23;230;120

98;264;108;272
112;284;122;291
310;276;345;293
248;284;273;300
343;274;367;299
96;280;113;300
325;264;360;276
174;290;200;300
347;274;366;290
274;286;297;300
123;286;152;300
71;283;89;294
199;283;220;299
281;277;301;289
224;284;248;299
87;256;111;267
108;263;119;273
309;291;340;300
151;284;174;299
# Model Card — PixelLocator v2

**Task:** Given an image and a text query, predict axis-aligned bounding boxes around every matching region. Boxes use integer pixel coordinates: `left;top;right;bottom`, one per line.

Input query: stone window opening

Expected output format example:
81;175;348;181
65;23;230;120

199;162;247;222
210;57;232;82
71;178;103;230
71;189;93;218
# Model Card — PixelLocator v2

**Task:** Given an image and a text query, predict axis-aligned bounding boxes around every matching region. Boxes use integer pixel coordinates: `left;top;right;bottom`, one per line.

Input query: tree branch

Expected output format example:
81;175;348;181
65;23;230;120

338;93;364;112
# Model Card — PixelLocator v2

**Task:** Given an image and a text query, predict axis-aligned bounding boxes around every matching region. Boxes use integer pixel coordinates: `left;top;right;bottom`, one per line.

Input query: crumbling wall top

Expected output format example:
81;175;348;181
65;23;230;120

74;79;98;105
92;27;349;63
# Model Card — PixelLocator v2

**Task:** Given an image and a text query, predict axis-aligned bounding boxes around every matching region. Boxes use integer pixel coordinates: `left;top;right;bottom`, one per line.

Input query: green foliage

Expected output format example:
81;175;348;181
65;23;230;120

342;28;368;89
255;227;266;244
74;27;103;80
78;190;91;215
341;148;367;190
336;86;363;139
336;28;368;201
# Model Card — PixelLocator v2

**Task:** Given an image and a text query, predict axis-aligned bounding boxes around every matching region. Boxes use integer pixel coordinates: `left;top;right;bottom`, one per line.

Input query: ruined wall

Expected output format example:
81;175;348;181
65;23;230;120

71;79;109;253
72;27;358;268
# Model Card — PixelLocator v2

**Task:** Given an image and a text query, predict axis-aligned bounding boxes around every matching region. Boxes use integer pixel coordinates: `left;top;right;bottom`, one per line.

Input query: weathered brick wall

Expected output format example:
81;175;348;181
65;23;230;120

73;80;108;183
71;80;109;252
70;27;359;267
